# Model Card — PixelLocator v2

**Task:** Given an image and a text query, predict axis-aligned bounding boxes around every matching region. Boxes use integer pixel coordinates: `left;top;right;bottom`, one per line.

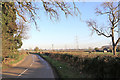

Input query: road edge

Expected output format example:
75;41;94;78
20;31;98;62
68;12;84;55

38;54;60;79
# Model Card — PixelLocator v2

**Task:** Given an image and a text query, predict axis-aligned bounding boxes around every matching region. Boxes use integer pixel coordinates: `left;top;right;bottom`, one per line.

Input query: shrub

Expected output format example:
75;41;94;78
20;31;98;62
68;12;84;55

8;53;19;60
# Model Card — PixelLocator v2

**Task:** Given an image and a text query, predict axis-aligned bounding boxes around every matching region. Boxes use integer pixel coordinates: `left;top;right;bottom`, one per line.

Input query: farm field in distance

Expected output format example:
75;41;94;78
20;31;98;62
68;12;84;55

39;51;120;57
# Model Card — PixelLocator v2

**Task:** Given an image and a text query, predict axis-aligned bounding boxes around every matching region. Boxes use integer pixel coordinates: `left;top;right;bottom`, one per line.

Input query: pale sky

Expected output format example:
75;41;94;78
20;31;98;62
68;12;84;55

20;2;119;50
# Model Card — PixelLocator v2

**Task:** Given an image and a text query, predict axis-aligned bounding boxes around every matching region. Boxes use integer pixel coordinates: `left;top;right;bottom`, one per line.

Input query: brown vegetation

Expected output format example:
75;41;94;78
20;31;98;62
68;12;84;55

43;52;120;78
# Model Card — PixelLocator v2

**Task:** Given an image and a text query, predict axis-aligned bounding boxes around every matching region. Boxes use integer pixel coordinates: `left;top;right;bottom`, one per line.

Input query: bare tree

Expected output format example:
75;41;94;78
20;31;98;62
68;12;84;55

3;1;80;27
86;2;120;56
16;20;29;39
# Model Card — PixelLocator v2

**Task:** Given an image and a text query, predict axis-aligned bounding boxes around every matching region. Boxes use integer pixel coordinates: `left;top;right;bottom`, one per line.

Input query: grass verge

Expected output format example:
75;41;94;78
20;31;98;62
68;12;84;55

2;53;28;70
8;54;27;65
39;54;88;79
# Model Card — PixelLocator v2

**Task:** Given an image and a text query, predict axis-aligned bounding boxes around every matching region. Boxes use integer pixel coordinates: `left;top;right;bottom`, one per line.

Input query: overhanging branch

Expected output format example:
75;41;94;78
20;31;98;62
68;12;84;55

86;20;111;38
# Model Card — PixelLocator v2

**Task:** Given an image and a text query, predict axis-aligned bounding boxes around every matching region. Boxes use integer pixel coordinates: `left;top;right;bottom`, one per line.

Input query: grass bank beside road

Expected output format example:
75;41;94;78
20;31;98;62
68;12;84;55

8;53;27;65
39;54;87;79
2;53;28;70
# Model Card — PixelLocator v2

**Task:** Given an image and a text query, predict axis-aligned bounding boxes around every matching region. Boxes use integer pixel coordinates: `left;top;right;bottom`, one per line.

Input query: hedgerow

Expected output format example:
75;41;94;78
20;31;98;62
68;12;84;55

44;53;120;78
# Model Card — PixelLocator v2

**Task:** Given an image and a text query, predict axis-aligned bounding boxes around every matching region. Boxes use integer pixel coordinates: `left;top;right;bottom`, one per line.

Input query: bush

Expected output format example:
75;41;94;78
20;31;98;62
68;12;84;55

8;53;19;60
44;53;50;56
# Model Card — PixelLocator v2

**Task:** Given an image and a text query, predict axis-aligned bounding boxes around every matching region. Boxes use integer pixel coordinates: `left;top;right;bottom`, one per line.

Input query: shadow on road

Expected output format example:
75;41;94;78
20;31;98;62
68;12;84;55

2;54;55;79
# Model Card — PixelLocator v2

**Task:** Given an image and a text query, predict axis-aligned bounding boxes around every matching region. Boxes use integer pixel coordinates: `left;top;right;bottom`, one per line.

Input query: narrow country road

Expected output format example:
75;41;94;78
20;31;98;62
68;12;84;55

2;54;55;79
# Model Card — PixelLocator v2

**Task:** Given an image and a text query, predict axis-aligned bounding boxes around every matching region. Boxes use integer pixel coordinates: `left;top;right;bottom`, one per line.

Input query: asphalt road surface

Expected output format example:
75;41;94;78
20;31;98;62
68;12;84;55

2;54;55;78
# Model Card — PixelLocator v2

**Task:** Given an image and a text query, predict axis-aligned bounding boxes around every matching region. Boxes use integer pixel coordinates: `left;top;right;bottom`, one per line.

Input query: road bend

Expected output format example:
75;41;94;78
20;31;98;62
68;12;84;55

2;54;55;78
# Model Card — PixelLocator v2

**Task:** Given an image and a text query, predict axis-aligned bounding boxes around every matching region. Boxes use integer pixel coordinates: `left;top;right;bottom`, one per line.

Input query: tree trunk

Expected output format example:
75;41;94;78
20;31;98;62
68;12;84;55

111;27;116;56
113;45;117;56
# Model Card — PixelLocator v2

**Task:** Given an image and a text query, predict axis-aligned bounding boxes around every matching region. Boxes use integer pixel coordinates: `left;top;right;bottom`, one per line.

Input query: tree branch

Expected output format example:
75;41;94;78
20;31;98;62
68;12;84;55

14;7;27;22
92;26;111;38
115;38;120;46
86;20;111;38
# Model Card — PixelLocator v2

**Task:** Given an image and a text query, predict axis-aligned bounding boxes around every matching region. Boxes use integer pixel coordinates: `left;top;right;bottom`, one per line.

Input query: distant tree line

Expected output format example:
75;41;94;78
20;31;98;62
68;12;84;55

94;45;120;52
